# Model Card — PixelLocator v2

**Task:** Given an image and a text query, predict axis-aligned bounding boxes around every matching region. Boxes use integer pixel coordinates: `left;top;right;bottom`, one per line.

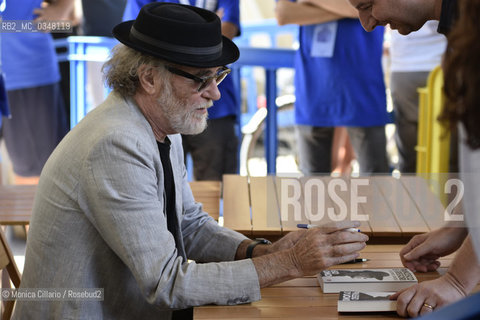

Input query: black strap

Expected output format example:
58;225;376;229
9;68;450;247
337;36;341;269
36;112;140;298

246;238;272;259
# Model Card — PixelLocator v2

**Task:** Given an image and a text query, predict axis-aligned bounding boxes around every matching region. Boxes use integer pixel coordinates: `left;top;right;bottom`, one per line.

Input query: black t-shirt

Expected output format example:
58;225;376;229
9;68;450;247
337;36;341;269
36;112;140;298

157;138;186;260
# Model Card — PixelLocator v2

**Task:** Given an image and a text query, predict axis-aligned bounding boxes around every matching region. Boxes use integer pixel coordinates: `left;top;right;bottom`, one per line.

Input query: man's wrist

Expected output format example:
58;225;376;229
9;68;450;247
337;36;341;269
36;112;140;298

251;249;301;288
246;238;272;259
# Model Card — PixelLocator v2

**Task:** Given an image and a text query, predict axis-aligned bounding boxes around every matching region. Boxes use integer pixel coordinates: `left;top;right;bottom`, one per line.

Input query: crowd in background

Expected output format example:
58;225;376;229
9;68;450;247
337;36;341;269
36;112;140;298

0;0;453;184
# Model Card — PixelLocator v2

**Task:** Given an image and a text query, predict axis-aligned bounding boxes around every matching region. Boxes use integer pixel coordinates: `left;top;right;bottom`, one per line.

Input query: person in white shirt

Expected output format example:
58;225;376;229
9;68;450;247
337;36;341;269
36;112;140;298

389;20;446;172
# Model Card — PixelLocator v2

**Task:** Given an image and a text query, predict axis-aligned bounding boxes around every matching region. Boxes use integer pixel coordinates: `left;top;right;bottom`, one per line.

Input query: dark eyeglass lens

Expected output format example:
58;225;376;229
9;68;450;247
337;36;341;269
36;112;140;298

198;69;229;91
216;71;228;84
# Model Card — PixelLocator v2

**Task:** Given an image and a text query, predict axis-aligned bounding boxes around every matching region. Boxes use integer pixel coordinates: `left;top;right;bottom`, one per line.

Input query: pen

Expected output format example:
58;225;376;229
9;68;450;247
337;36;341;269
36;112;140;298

296;224;360;233
341;258;369;264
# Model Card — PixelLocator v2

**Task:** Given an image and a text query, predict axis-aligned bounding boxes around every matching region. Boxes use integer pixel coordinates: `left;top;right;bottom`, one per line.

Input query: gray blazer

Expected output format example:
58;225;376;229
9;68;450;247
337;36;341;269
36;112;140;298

13;92;260;320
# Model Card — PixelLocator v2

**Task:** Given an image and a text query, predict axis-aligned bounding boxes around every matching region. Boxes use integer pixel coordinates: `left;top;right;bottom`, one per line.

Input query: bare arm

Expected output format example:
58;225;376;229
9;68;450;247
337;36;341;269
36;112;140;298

444;236;480;295
275;0;342;26
300;0;358;18
215;7;239;40
221;21;238;40
33;0;75;21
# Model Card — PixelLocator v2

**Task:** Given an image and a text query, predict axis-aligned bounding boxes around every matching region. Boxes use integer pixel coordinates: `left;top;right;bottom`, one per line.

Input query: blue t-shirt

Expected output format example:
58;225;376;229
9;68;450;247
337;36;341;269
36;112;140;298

295;18;388;127
1;0;60;91
123;0;239;120
0;0;9;123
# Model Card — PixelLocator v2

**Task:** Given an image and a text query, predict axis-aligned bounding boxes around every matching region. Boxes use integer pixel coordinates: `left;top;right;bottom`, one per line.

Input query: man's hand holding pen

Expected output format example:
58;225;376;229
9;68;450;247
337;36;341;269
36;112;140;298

250;220;369;288
296;222;369;264
286;221;369;277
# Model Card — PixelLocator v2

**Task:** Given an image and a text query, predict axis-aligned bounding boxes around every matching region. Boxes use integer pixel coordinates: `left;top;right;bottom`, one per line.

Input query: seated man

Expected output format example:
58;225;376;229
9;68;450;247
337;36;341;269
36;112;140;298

12;3;368;319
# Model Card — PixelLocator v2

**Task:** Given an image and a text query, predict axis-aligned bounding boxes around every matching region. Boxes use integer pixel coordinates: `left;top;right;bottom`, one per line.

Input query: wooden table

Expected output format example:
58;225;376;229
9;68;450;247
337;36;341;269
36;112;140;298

0;185;36;225
223;175;455;243
194;245;460;319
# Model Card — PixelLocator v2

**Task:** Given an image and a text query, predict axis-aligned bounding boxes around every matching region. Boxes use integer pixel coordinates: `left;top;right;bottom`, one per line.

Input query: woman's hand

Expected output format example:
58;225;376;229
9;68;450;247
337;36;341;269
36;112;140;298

390;272;467;318
400;226;467;272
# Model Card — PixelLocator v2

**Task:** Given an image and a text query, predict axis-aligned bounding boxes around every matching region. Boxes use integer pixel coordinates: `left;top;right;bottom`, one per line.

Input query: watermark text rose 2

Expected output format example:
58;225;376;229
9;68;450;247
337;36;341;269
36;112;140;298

279;177;464;223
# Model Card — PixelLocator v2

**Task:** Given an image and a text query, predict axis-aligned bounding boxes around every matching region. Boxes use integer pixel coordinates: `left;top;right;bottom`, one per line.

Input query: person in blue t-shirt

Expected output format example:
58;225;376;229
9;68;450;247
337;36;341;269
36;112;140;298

276;0;389;175
124;0;240;181
1;0;71;184
0;0;9;133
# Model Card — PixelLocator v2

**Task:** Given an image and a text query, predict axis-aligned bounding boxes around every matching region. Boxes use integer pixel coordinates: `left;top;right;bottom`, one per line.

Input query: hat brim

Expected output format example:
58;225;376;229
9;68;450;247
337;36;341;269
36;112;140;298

112;20;240;68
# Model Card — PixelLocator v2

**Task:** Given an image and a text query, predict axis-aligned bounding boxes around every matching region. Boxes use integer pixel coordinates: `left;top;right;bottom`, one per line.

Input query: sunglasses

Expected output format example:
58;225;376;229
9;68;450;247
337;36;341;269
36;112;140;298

164;65;231;92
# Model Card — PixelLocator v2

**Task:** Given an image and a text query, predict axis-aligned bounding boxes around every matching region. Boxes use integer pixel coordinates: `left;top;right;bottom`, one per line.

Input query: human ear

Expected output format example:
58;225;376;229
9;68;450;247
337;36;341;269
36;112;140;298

137;65;158;95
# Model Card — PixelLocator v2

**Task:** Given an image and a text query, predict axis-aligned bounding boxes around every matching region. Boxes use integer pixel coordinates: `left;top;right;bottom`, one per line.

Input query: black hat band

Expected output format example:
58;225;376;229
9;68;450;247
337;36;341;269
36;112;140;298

130;26;223;56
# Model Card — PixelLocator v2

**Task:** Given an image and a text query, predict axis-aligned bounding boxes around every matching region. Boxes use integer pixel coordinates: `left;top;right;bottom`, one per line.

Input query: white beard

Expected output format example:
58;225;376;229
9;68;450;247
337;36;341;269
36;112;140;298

157;82;211;135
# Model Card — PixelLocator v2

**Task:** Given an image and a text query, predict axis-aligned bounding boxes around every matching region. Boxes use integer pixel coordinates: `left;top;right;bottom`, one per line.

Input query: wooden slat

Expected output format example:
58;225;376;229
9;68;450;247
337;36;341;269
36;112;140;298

357;251;454;261
250;176;282;237
0;228;20;288
0;246;9;270
307;176;372;235
0;227;22;320
354;178;401;236
271;277;318;288
323;176;350;223
360;244;403;253
222;175;252;236
277;177;309;233
0;185;37;196
0;216;31;225
189;181;221;221
195;306;346;319
400;176;446;231
323;176;372;235
249;296;337;308
0;185;36;225
260;286;324;298
372;177;429;235
298;176;334;227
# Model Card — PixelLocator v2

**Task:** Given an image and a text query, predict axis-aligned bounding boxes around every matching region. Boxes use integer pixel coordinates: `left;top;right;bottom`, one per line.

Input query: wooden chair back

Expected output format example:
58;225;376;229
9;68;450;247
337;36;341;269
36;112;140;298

0;227;21;320
189;181;221;221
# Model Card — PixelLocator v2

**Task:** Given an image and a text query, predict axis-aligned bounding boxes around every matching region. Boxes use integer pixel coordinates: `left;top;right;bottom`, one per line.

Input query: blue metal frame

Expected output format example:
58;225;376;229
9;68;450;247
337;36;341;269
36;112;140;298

232;47;295;173
65;36;118;128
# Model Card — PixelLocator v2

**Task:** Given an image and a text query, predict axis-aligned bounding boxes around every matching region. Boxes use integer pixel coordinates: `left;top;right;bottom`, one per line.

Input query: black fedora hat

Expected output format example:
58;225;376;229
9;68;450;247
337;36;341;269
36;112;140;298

112;3;239;68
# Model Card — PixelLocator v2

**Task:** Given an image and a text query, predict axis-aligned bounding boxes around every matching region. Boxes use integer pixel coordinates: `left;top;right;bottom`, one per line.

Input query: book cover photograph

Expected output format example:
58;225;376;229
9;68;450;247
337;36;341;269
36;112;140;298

318;268;417;293
338;291;397;312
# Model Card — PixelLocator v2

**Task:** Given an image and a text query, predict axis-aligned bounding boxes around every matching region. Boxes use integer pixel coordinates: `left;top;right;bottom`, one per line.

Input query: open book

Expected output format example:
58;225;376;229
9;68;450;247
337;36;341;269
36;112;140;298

318;268;417;293
338;291;396;312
